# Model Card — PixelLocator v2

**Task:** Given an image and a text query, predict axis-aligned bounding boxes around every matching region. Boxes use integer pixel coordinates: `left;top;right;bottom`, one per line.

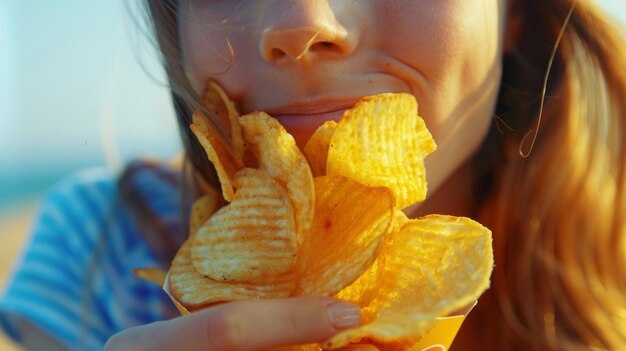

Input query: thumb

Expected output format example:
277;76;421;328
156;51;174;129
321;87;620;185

105;297;361;351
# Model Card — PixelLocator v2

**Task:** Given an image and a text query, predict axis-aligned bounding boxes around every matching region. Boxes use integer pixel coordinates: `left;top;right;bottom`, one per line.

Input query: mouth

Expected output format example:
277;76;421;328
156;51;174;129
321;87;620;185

271;109;347;149
255;99;360;148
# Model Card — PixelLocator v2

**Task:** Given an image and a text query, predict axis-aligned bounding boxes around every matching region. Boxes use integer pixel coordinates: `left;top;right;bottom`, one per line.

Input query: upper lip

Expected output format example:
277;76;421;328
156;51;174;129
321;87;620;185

259;98;363;115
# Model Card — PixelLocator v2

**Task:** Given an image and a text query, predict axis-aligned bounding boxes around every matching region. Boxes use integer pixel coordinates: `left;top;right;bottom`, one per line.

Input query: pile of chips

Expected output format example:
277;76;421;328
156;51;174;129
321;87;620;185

137;84;494;350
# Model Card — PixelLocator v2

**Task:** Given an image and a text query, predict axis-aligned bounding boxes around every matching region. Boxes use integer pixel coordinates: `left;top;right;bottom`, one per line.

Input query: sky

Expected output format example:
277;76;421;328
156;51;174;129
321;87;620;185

0;0;180;210
1;0;625;210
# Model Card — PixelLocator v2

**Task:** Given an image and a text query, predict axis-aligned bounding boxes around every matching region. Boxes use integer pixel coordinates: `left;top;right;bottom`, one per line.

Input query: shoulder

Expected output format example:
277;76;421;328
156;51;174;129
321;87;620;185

43;163;180;221
13;168;120;271
117;160;182;223
37;168;118;235
37;163;181;248
34;163;183;271
0;164;181;350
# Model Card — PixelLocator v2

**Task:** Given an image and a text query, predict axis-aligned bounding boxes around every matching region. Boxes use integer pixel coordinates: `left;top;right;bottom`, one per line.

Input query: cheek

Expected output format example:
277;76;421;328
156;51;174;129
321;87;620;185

377;1;501;96
377;1;503;191
391;3;500;103
181;20;254;95
428;2;503;142
181;26;227;90
375;2;468;72
181;23;271;103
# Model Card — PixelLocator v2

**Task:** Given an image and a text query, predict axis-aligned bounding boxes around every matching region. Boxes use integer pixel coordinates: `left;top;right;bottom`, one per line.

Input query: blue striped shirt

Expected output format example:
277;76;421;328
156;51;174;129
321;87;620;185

0;166;183;350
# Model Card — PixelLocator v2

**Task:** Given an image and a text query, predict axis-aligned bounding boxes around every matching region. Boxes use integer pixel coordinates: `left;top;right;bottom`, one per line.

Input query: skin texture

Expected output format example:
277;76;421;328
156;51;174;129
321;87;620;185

104;297;369;351
179;0;507;216
105;1;509;349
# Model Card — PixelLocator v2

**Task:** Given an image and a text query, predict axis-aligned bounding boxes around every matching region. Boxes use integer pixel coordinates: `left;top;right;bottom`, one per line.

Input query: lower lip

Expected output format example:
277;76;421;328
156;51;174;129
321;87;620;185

273;109;347;147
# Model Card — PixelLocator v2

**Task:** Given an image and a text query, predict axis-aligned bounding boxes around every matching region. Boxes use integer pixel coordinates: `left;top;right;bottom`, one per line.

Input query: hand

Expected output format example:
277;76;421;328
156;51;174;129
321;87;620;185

104;296;375;351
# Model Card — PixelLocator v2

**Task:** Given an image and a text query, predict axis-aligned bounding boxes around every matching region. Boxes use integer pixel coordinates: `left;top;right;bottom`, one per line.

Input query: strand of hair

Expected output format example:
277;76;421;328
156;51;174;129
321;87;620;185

519;0;579;158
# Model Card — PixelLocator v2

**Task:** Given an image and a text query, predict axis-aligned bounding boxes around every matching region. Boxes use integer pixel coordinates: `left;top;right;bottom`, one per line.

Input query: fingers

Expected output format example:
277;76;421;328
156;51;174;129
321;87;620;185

195;296;361;350
104;319;172;351
105;296;361;351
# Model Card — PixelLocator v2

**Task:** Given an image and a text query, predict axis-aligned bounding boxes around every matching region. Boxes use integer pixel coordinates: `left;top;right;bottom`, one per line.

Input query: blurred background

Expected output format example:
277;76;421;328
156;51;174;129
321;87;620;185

0;0;625;349
0;1;179;349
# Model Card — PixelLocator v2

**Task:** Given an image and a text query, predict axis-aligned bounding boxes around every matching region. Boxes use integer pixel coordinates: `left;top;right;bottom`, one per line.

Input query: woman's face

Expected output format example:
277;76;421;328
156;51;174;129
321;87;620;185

179;0;507;203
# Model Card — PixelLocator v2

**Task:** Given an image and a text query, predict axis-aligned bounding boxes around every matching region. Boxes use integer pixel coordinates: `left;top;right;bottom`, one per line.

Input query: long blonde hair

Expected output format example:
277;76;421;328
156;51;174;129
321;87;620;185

140;0;626;349
455;0;626;349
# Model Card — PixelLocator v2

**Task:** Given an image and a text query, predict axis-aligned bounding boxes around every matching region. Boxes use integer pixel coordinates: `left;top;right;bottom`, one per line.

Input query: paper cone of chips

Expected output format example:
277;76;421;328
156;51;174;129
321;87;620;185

137;87;494;350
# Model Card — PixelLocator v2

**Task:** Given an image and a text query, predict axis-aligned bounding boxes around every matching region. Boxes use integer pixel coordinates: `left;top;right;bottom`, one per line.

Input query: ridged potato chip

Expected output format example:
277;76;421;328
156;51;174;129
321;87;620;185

132;268;167;286
293;175;395;296
169;239;294;311
202;81;245;166
191;168;298;283
393;210;410;230
190;111;243;202
165;91;494;351
327;93;436;209
303;120;337;177
239;112;315;245
327;215;493;349
189;187;222;237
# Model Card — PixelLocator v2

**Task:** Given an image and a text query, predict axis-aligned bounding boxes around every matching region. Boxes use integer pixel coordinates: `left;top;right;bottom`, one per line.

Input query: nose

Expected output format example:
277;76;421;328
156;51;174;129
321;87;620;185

259;0;358;64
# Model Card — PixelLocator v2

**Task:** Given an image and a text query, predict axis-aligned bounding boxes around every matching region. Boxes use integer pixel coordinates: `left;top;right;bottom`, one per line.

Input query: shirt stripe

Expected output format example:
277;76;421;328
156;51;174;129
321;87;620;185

0;166;181;350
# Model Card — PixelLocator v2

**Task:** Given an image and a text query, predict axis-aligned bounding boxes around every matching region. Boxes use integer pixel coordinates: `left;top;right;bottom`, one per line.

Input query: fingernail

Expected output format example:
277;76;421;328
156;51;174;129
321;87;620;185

326;302;361;329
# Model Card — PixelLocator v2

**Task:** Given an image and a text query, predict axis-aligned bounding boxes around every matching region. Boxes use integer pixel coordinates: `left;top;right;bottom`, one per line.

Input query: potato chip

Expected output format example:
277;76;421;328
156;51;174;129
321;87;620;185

170;294;191;315
190;110;243;202
191;168;298;283
189;187;222;237
239;112;315;245
202;81;245;166
393;210;410;232
165;93;494;351
169;239;294;311
327;93;436;209
326;215;493;349
162;273;192;315
303;120;337;177
132;268;167;287
293;175;395;297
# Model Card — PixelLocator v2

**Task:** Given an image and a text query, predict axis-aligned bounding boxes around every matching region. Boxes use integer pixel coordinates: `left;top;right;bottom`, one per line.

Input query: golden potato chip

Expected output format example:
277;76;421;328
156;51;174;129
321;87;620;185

303;120;337;177
327;93;436;209
293;175;395;297
393;210;410;232
169;93;494;351
202;81;245;166
191;168;298;283
132;268;167;287
189;188;223;237
190;110;243;202
326;215;493;348
169;239;294;311
239;112;315;245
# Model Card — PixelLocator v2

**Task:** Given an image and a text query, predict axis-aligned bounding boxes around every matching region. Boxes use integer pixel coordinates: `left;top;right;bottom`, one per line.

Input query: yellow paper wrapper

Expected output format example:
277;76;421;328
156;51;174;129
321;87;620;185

407;303;475;351
163;273;190;316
